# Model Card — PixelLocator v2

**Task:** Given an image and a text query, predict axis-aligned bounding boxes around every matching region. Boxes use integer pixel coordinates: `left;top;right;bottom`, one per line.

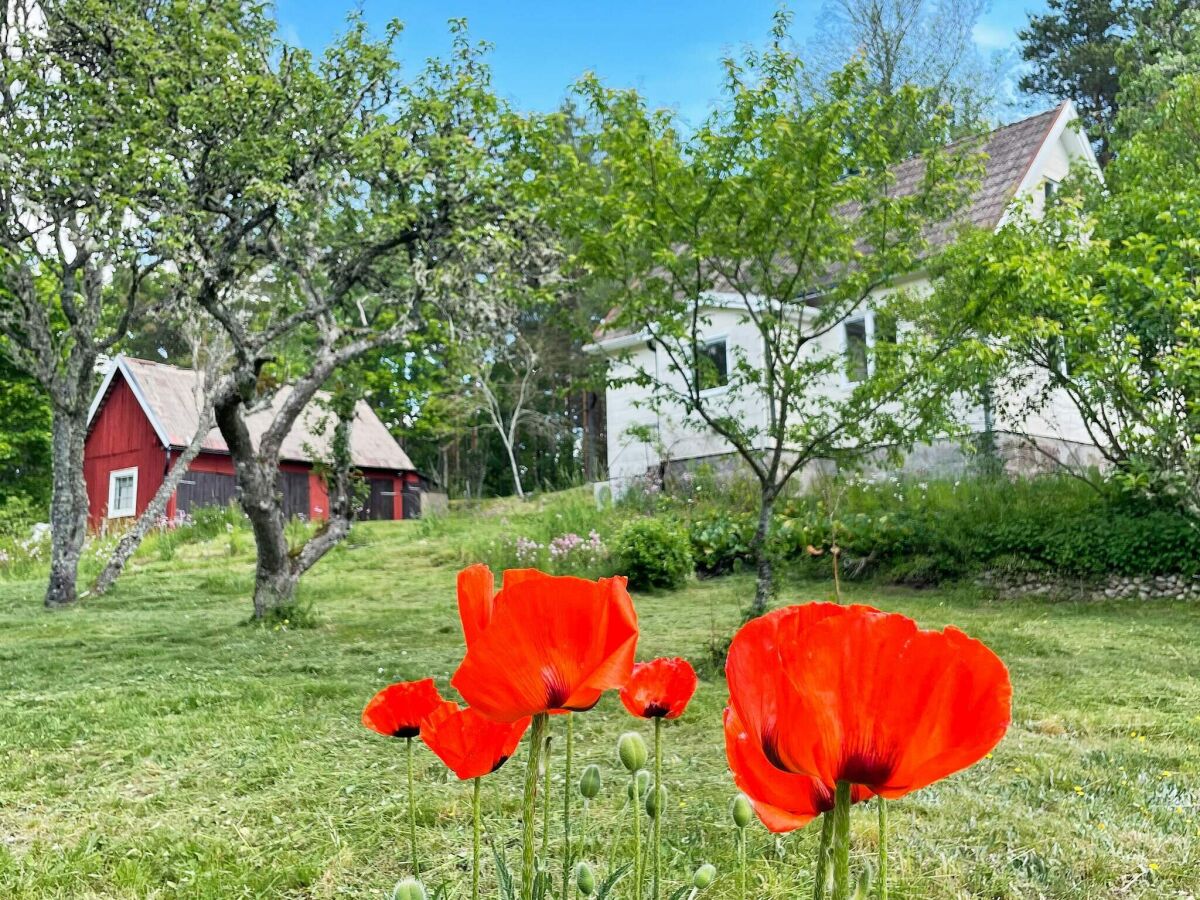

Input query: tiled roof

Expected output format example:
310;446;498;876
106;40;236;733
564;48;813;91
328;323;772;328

96;356;415;472
886;103;1064;245
593;104;1065;341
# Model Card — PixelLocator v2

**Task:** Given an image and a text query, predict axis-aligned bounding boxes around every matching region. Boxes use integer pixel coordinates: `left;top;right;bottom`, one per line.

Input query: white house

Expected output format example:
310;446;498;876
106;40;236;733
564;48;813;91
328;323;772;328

588;102;1104;490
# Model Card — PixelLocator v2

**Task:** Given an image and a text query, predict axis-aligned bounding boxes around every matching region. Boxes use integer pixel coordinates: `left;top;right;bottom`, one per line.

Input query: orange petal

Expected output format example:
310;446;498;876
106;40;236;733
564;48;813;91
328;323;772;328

457;564;496;648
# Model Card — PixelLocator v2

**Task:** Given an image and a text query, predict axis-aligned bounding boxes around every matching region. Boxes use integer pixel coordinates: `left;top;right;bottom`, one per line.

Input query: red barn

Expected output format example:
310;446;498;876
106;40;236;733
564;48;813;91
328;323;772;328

84;355;424;530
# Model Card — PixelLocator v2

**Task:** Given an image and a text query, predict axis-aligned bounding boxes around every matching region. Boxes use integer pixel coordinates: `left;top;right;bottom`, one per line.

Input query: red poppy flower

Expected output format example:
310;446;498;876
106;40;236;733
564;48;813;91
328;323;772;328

420;700;531;780
620;656;699;719
724;707;873;832
451;565;639;722
362;678;445;738
725;603;1010;803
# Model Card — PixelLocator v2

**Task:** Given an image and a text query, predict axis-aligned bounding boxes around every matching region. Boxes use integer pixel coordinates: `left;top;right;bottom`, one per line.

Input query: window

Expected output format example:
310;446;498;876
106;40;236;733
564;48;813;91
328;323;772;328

1043;178;1060;205
107;467;138;518
844;319;869;383
696;338;728;392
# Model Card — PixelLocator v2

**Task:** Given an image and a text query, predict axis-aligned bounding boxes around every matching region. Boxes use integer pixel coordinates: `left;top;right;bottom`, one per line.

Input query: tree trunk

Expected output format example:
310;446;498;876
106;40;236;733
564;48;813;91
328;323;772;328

215;396;298;619
215;390;360;621
504;436;525;500
749;490;777;618
90;411;214;596
242;457;297;620
45;405;89;608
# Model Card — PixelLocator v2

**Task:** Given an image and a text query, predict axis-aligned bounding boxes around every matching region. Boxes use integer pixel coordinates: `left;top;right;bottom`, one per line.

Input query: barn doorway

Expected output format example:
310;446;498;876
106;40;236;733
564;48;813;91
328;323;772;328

358;477;395;521
279;471;310;521
176;470;237;515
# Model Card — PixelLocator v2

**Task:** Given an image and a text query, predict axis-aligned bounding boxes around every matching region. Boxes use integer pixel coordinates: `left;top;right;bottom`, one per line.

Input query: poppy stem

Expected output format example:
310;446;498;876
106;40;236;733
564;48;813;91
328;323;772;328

521;713;547;900
564;713;574;900
738;822;747;900
877;798;887;900
472;776;481;900
811;811;833;900
653;717;663;900
631;767;643;898
830;781;852;900
542;731;553;862
406;736;419;877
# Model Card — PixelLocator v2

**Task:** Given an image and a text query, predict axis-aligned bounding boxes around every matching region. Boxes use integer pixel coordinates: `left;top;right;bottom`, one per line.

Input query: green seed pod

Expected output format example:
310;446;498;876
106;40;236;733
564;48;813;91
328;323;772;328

626;769;651;801
617;731;648;772
575;862;596;896
692;863;717;889
644;783;668;818
731;793;753;829
579;764;602;800
391;878;427;900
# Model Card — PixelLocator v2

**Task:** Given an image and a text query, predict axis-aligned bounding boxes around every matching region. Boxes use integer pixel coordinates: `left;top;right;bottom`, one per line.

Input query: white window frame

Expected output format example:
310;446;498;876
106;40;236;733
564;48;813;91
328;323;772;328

107;466;138;519
696;335;731;397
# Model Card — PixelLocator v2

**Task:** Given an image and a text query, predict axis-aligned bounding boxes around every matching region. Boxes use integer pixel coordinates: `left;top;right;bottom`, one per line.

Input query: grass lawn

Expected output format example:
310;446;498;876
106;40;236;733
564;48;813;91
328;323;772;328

0;506;1197;898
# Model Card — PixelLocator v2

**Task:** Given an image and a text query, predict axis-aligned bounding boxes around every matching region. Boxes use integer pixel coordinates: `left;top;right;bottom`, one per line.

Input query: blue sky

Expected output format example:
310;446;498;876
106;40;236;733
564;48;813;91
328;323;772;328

274;1;1047;124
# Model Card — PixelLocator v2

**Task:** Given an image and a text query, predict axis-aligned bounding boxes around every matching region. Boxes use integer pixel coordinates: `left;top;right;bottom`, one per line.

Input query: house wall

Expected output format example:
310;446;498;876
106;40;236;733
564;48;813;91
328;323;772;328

84;376;167;530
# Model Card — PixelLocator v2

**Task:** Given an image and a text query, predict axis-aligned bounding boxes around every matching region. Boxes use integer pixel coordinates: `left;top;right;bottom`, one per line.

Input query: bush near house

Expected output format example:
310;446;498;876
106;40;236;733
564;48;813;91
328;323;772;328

775;475;1200;584
613;517;694;590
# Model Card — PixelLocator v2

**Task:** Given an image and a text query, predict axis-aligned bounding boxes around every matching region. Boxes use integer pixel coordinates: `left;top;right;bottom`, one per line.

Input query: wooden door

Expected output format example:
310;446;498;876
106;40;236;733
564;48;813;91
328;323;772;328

358;477;394;521
401;483;420;520
176;469;237;514
279;471;310;521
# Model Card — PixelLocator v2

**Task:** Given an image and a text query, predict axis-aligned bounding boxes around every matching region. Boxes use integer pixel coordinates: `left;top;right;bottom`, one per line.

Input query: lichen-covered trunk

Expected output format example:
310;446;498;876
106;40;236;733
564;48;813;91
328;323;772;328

215;389;358;621
215;396;297;619
240;457;297;620
749;490;776;618
45;406;89;608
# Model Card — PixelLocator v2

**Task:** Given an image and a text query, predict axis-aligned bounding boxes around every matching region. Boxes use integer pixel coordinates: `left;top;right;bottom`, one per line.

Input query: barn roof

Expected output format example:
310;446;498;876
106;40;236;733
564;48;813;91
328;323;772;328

87;356;416;472
591;103;1077;345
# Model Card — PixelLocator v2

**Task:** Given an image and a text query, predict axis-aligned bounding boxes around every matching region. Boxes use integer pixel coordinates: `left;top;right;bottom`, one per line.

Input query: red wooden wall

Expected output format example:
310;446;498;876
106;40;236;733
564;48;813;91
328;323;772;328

83;377;167;530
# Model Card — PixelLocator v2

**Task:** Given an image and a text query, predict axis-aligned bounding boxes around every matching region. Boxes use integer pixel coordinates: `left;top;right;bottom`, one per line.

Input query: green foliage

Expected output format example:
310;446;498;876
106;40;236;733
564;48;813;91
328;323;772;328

0;359;50;510
774;475;1200;582
613;518;693;591
687;510;755;577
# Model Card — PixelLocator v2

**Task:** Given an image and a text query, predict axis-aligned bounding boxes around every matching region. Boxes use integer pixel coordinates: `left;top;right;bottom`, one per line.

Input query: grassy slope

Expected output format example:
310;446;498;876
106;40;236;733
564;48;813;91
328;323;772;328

0;505;1197;899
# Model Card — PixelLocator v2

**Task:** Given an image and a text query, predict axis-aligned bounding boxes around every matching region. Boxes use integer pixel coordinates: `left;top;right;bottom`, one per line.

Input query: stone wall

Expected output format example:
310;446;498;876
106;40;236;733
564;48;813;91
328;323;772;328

977;570;1200;602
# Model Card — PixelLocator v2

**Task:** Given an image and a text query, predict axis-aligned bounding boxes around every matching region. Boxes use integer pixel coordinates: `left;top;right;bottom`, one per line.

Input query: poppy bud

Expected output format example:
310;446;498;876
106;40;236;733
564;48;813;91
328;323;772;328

617;731;648;772
391;878;427;900
851;865;873;900
626;770;651;801
575;862;596;896
579;764;602;799
644;783;668;818
692;863;717;889
731;793;753;829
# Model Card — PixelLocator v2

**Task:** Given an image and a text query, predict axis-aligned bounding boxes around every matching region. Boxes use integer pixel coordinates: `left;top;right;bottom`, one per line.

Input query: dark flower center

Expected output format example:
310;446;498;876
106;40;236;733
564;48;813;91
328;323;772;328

836;749;896;788
542;665;571;709
489;754;510;774
392;725;420;738
643;702;671;718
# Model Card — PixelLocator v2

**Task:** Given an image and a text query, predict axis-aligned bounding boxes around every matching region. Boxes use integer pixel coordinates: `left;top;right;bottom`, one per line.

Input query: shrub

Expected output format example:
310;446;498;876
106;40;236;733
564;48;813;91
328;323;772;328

772;475;1200;584
614;517;693;591
688;511;755;576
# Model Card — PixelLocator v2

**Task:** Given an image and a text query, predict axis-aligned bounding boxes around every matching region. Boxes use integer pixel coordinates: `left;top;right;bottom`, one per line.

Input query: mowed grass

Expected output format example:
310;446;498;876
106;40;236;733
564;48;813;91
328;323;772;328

0;505;1198;899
